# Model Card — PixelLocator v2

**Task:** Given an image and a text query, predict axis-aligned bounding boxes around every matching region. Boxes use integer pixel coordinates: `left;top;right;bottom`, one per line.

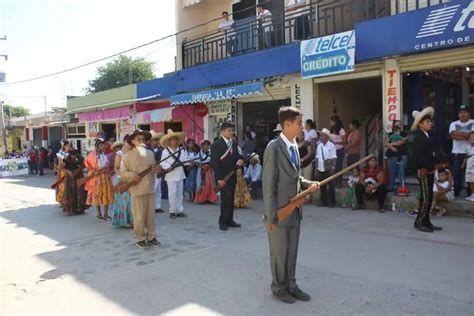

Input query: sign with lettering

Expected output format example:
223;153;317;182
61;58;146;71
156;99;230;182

209;100;232;116
383;59;401;133
301;30;355;79
356;0;474;61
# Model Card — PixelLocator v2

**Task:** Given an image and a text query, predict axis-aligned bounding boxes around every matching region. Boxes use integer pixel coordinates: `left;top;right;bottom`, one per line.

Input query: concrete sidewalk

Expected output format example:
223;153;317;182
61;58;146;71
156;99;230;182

1;175;473;315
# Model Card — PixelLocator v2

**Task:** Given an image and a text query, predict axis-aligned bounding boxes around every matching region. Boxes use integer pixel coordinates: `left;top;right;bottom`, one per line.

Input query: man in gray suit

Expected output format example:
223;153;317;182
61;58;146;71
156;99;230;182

263;106;320;304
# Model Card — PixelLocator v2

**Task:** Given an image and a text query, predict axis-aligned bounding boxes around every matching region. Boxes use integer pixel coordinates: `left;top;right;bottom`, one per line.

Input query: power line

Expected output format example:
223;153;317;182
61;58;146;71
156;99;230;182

1;3;260;86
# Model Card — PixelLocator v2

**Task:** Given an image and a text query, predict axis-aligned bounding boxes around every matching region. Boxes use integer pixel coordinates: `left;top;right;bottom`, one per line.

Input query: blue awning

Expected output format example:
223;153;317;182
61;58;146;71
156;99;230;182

170;82;263;105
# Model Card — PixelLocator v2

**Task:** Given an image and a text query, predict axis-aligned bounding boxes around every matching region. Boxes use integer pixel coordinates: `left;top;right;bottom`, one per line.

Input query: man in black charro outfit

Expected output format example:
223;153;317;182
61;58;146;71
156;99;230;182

411;107;442;233
210;122;244;231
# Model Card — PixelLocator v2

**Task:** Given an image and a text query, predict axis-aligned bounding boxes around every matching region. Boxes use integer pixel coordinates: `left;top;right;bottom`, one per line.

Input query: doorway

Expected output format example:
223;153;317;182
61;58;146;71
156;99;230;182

164;121;183;133
100;123;116;141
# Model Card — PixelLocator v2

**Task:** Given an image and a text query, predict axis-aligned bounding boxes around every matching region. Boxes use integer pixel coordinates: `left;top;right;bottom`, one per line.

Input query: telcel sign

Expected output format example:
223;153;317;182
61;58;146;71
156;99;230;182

301;30;355;79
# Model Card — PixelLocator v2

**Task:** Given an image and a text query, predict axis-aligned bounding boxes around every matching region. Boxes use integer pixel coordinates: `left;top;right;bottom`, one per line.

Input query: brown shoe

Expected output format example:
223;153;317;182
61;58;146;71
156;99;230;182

147;238;161;246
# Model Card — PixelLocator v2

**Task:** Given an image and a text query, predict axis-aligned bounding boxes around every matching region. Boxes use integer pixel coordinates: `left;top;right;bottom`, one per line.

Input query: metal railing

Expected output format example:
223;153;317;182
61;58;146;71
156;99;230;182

181;0;452;68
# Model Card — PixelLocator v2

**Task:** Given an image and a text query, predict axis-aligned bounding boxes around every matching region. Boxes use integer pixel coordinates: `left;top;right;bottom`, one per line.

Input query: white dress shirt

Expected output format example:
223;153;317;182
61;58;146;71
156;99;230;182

316;141;337;172
245;163;262;182
287;0;307;17
160;147;186;181
280;132;298;159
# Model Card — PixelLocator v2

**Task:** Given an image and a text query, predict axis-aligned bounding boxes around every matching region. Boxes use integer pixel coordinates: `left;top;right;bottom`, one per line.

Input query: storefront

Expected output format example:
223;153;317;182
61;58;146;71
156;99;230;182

170;82;265;141
356;0;474;152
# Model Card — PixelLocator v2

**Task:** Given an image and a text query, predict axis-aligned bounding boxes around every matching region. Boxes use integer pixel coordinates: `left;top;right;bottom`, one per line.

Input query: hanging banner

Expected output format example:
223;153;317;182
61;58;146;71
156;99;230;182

301;30;355;79
383;59;402;133
0;158;29;177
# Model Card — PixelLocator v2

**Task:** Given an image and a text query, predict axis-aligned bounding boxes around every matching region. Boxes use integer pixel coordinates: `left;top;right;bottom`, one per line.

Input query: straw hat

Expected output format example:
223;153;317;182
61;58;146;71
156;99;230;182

111;141;124;150
411;107;434;131
273;123;282;132
150;131;164;141
250;153;260;163
127;129;152;146
160;129;185;148
319;128;331;137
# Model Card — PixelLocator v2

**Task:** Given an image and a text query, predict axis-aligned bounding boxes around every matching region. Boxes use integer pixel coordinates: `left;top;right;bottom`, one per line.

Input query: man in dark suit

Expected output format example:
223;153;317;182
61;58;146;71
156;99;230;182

263;106;319;304
211;122;244;231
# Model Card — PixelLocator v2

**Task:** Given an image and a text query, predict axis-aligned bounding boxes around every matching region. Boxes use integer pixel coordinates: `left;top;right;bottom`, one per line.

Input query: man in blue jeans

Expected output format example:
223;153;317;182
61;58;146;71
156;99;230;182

449;105;473;197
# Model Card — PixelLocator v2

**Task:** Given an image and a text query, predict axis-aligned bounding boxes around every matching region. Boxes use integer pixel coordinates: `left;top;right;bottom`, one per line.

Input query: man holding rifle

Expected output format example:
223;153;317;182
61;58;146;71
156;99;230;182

211;122;244;231
121;130;162;249
262;107;319;304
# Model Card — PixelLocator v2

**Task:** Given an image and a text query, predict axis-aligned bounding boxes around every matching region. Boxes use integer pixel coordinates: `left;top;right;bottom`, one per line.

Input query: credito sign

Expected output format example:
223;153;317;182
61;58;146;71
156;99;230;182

301;30;355;79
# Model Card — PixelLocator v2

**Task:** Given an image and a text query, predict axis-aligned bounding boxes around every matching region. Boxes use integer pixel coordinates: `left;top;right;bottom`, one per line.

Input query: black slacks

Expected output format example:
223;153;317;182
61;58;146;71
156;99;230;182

219;183;236;225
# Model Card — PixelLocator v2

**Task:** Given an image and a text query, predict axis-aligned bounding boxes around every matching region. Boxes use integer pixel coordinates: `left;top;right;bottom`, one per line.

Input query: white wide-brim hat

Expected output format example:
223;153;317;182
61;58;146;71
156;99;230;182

111;141;124;150
250;153;260;163
150;131;164;141
411;107;434;131
273;123;282;132
160;129;185;148
319;128;331;137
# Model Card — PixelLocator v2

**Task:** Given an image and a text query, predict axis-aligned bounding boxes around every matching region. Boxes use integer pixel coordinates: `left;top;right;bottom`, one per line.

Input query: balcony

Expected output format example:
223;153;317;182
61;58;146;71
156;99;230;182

181;0;452;69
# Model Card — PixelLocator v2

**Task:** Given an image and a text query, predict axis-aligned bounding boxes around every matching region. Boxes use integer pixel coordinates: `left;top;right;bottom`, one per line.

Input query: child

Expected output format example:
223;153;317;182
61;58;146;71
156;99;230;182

463;131;474;202
431;168;454;216
342;167;359;209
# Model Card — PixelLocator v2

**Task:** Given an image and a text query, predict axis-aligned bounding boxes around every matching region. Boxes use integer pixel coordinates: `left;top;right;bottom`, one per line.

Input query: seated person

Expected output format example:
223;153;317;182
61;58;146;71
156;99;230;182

431;168;453;217
353;156;388;212
342;167;360;209
244;153;262;199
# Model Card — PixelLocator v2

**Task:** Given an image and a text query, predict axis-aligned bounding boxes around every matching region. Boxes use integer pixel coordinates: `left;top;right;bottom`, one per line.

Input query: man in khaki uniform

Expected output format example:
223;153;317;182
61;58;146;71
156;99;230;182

121;129;161;249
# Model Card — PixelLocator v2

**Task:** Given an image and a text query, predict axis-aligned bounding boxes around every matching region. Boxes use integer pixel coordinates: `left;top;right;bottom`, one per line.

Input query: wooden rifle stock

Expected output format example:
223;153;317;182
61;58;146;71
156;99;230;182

276;154;375;223
77;167;110;187
51;175;65;189
214;153;257;192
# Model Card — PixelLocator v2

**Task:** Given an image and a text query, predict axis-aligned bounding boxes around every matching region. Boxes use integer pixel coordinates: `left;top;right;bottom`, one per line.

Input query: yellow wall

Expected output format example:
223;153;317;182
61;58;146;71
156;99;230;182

0;127;24;154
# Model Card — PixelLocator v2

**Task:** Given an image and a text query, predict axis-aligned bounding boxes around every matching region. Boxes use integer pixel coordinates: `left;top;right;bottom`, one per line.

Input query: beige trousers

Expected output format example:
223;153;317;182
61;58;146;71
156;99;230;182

131;193;156;242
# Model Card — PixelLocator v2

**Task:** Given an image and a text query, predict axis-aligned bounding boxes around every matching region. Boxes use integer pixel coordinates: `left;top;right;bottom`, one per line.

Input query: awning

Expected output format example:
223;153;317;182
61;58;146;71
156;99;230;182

170;82;263;106
78;105;131;122
132;107;173;125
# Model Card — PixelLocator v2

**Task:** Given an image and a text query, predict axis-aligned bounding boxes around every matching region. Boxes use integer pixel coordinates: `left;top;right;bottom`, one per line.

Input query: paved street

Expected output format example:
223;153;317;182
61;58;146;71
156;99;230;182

1;174;473;315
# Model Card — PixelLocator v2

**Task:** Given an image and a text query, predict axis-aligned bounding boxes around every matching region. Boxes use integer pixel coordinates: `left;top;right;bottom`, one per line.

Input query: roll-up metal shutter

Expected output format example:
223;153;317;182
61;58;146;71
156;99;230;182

398;46;474;73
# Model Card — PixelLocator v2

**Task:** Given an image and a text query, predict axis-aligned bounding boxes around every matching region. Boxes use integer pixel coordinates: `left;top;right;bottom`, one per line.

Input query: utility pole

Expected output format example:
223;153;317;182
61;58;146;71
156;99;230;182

0;35;8;155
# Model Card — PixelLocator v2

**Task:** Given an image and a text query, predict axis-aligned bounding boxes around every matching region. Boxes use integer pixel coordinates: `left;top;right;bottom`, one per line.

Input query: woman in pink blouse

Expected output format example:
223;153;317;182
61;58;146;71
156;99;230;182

346;119;362;167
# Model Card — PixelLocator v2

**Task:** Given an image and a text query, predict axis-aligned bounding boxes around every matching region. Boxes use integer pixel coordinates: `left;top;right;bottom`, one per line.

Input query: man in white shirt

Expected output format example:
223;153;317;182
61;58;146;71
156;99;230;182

160;130;188;219
257;5;273;49
245;153;262;199
287;0;311;40
218;11;236;56
449;105;474;196
316;128;337;207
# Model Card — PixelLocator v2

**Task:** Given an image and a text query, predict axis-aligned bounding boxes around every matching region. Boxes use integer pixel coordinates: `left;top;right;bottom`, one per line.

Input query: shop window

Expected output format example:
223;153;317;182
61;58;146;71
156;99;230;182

138;124;151;131
164;121;183;133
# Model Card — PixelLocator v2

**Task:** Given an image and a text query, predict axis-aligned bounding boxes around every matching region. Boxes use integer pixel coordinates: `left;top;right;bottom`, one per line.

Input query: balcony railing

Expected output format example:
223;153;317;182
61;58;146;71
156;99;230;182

182;0;452;69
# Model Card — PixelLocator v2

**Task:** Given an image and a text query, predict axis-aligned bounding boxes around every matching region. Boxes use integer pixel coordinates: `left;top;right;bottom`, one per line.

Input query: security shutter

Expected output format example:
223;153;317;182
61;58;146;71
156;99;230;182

399;46;474;73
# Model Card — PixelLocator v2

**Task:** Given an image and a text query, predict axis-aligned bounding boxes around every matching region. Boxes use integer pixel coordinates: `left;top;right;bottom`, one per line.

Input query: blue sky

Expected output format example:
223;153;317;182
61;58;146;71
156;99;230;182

0;0;176;113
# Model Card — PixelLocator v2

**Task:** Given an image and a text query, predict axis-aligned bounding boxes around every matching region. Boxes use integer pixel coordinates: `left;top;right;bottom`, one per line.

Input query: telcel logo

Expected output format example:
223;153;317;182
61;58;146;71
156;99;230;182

454;1;474;32
314;31;354;53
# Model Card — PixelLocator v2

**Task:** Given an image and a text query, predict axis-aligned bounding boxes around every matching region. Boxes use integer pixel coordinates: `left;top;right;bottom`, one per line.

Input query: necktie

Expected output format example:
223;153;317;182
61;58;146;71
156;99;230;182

290;145;298;168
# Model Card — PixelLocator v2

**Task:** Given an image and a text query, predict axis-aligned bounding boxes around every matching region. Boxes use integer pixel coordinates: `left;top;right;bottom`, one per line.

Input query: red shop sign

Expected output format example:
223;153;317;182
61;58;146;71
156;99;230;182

195;103;208;117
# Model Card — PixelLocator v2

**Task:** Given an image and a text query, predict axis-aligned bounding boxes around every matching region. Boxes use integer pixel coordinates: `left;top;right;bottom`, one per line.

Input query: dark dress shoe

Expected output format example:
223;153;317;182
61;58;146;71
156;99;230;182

176;212;188;218
155;208;165;213
272;290;296;304
288;287;311;301
416;225;434;233
428;223;442;231
228;221;241;228
219;224;228;231
170;213;177;219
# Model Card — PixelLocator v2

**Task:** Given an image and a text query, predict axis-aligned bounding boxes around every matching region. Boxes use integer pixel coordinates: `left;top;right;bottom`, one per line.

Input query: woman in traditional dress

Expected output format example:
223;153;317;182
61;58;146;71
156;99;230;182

111;138;134;228
184;139;200;201
194;140;218;204
234;146;252;208
85;138;114;221
55;141;71;207
62;149;88;214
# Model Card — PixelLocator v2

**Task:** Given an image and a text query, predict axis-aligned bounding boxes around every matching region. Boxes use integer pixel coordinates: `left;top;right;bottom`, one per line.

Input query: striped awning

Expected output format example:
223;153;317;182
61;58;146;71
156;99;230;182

170;82;263;106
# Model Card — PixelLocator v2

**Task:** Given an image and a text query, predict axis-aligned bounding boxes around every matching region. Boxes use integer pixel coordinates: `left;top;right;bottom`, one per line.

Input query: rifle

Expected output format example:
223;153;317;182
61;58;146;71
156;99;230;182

113;148;185;194
276;154;375;223
76;167;110;187
51;175;65;189
214;152;257;192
